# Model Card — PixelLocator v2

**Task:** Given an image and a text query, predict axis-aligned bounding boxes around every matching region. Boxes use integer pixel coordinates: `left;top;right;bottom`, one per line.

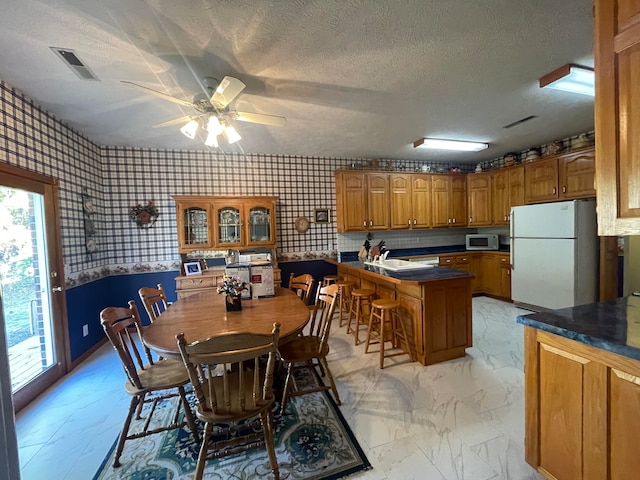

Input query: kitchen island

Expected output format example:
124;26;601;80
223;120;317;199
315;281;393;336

517;297;640;480
330;260;474;366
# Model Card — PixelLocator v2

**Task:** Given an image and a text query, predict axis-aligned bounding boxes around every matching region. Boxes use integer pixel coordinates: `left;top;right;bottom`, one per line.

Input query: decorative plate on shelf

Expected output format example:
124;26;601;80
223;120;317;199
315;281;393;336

295;216;310;233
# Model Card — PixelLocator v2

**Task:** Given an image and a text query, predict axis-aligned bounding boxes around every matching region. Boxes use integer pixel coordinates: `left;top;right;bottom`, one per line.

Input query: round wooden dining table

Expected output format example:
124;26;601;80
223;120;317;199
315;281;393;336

143;287;310;360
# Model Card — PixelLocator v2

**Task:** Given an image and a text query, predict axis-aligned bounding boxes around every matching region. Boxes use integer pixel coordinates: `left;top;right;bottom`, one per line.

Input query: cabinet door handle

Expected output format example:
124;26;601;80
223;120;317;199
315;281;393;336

408;219;411;226
553;187;557;195
448;218;451;224
413;219;417;225
369;220;373;227
452;218;456;224
469;217;472;224
363;220;367;227
562;186;566;193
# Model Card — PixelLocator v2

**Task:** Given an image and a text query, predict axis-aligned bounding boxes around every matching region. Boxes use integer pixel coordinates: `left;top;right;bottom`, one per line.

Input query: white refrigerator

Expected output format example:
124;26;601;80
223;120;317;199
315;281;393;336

510;199;597;311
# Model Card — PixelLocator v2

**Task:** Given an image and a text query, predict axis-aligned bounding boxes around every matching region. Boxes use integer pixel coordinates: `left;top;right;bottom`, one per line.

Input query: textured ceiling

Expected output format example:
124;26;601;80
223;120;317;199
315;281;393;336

0;0;594;163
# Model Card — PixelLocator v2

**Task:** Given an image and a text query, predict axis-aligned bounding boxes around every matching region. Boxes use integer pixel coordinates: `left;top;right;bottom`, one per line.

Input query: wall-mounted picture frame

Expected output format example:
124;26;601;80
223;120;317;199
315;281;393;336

314;208;330;224
184;261;202;276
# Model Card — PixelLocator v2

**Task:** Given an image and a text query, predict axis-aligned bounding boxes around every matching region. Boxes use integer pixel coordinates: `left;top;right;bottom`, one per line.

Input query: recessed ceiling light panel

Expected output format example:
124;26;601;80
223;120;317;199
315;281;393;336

413;138;489;152
539;64;594;96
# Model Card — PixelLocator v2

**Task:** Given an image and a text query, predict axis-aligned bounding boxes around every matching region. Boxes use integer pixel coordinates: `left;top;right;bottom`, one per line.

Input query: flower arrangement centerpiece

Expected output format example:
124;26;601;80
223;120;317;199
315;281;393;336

217;275;247;311
129;200;160;228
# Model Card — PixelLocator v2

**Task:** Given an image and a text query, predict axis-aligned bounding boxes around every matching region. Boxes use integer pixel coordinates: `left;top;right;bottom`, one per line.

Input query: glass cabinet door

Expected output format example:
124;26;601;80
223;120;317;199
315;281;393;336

247;204;273;244
215;204;242;246
183;206;210;247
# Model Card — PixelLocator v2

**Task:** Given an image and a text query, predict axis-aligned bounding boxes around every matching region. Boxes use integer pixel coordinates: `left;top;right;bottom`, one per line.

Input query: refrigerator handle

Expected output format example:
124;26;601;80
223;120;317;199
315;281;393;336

510;208;514;270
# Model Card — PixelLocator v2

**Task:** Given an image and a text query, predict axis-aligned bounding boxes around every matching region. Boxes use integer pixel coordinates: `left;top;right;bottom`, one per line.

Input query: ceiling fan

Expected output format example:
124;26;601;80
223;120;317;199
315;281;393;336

121;76;286;147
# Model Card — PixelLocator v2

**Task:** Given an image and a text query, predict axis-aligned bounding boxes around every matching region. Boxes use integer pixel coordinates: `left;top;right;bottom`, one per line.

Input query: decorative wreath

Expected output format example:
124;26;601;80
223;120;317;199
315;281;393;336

129;201;160;228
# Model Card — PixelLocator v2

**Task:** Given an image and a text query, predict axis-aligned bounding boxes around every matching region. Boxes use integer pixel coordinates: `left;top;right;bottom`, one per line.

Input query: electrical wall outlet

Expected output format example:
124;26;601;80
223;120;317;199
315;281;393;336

82;324;89;337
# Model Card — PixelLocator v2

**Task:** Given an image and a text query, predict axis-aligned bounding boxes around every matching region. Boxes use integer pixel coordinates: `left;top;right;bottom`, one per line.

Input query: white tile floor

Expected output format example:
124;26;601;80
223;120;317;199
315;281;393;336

16;296;544;480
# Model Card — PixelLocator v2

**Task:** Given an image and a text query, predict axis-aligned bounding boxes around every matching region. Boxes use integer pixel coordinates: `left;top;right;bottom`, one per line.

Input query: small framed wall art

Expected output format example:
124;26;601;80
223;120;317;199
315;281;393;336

184;261;202;276
314;208;330;224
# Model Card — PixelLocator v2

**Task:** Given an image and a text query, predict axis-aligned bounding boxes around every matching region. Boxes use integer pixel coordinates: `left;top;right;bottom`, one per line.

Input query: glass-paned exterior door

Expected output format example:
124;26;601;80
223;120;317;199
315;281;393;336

0;187;56;393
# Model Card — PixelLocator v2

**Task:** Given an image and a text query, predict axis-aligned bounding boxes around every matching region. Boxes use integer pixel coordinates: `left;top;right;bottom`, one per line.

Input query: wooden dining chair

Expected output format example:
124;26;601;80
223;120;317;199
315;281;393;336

279;283;341;412
138;283;168;323
176;323;281;480
288;273;314;305
100;301;198;468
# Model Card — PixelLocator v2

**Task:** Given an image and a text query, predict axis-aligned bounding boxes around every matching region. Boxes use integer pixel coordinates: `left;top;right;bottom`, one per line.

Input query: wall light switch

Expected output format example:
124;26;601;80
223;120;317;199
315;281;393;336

82;324;89;337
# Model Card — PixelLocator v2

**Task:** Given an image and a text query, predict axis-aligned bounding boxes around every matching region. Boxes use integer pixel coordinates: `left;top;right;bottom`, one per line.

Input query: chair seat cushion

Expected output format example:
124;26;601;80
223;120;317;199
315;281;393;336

124;359;190;395
279;337;329;363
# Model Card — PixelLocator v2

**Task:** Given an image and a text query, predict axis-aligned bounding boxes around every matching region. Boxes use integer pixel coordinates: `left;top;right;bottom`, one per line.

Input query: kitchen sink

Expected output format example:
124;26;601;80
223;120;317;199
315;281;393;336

363;258;435;271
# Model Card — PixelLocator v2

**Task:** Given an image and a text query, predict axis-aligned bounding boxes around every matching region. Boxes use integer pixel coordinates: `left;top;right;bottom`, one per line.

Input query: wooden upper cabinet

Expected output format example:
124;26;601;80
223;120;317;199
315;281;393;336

467;172;492;226
173;195;277;252
335;170;389;232
559;148;596;199
432;175;467;227
412;174;433;228
366;173;390;230
176;202;214;252
335;171;368;232
525;149;595;205
390;173;432;229
525;157;559;203
595;0;640;234
492;165;524;225
509;165;525;208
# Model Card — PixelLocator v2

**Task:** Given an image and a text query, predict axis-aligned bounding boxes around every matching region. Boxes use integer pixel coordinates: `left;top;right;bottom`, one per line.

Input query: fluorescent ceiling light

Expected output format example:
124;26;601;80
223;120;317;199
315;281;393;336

539;64;594;96
180;119;199;139
413;138;489;152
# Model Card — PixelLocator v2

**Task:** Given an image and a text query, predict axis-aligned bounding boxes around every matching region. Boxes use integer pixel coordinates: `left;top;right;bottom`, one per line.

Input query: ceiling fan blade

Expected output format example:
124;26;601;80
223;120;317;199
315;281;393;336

152;115;195;128
210;76;246;108
233;111;287;127
121;81;195;108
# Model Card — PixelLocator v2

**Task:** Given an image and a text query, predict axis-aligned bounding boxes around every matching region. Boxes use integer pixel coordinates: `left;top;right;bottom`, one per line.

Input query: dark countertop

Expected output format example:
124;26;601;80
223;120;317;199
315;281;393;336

517;296;640;361
339;245;510;262
331;260;474;285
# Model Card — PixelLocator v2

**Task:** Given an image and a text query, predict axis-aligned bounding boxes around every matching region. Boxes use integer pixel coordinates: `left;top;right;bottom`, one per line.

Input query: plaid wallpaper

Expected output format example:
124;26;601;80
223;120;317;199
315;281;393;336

0;78;592;288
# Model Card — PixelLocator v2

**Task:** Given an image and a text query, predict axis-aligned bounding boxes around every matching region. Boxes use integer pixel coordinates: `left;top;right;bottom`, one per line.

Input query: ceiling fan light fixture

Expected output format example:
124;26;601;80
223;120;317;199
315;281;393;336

539;64;594;96
413;138;489;152
207;115;224;135
180;119;199;139
204;131;219;148
224;124;242;144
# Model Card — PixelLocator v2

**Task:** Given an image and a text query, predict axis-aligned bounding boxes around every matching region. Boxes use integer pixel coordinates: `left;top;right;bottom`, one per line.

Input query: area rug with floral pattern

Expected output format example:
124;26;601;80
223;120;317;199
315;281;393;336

93;369;370;480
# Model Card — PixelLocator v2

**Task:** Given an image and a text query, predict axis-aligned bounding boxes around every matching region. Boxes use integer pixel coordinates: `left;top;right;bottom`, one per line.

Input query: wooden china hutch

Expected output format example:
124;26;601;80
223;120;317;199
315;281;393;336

172;195;280;299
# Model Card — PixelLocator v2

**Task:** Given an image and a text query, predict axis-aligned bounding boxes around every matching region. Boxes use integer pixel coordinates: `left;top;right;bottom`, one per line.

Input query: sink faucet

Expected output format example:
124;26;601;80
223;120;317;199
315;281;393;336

382;251;390;261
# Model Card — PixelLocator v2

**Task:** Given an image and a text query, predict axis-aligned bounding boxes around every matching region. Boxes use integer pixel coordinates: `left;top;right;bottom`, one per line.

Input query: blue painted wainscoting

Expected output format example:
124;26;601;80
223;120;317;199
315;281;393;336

65;270;180;362
278;260;337;303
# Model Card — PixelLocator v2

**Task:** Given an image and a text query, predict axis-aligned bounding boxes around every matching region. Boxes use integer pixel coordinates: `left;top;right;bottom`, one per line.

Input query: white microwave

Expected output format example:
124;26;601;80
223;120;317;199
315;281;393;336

465;233;499;250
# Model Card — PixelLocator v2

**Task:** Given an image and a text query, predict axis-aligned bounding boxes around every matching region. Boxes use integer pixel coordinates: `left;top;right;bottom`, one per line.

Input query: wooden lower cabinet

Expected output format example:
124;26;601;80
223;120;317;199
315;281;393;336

525;327;640;480
337;264;473;366
440;252;508;299
175;267;281;300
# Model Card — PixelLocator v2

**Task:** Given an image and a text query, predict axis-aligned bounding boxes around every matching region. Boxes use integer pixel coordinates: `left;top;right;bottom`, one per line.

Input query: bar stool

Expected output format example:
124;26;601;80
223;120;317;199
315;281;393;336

321;274;339;287
347;288;375;345
336;280;354;327
365;298;413;369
